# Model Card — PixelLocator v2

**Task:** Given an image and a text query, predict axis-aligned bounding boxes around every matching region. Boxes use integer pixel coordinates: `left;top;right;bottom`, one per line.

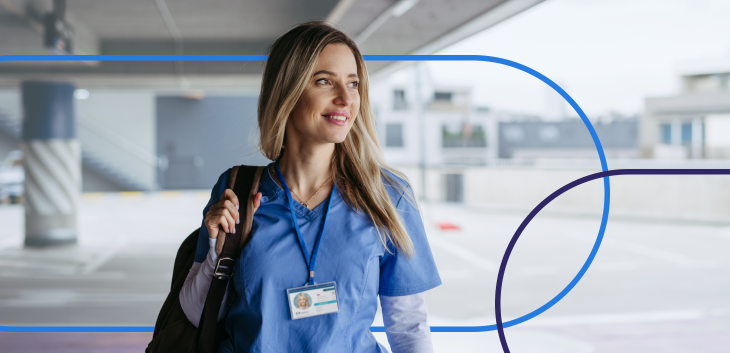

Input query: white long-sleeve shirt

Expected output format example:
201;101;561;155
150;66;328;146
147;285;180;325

179;237;434;353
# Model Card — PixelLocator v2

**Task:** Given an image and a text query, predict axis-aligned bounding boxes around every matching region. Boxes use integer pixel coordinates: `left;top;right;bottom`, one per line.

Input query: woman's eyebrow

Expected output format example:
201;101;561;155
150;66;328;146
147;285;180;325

313;70;359;78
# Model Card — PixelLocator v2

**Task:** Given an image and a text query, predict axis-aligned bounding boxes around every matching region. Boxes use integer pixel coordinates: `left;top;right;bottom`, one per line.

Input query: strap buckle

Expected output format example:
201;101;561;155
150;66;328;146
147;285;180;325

213;257;236;280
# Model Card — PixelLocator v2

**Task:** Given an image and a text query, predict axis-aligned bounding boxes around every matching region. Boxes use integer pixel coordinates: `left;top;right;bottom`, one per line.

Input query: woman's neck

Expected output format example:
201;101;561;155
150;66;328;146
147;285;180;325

276;141;334;200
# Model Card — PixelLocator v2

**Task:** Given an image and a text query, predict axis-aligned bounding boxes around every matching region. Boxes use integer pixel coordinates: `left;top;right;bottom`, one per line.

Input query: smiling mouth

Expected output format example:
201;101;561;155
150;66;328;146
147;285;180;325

323;114;347;122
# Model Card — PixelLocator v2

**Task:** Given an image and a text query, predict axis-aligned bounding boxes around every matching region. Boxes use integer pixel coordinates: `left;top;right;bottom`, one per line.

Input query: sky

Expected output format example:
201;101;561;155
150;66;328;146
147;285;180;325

426;0;730;119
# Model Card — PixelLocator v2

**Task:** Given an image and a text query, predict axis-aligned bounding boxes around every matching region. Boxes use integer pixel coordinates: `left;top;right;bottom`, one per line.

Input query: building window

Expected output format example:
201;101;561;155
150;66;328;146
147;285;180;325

538;125;559;142
385;123;404;147
444;174;464;203
681;122;692;145
393;89;408;111
434;91;452;102
442;123;487;148
660;123;671;144
502;125;525;142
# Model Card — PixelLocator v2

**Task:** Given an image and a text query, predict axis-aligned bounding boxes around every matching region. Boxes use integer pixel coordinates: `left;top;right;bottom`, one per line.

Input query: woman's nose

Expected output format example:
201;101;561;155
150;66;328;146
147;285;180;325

334;83;354;106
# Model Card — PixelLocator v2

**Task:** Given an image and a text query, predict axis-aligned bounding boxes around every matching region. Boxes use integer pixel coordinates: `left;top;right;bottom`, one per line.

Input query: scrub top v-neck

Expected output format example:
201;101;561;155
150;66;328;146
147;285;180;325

194;164;441;353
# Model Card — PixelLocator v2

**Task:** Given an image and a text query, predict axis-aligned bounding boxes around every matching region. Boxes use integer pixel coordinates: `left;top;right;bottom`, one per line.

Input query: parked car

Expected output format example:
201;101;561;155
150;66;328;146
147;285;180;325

0;150;24;204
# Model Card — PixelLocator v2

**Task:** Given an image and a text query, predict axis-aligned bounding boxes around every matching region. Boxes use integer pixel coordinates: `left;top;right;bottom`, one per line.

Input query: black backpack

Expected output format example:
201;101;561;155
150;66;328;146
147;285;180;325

146;165;265;353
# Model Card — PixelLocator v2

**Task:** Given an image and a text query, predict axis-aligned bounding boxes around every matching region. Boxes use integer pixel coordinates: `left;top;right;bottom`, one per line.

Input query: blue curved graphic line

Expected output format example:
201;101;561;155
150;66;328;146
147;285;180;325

0;54;607;169
494;168;730;353
0;54;610;333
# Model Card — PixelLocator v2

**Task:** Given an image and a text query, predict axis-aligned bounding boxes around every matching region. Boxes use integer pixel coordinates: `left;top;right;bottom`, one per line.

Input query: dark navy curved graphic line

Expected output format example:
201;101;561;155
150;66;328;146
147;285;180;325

0;54;612;333
495;168;730;353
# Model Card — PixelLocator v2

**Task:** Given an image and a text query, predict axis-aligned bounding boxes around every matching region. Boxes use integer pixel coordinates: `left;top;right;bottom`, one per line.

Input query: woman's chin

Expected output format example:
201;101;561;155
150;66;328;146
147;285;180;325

318;134;349;145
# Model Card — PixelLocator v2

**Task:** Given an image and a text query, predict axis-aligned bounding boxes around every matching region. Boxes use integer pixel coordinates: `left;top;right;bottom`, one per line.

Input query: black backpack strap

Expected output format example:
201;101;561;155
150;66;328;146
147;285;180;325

196;165;264;353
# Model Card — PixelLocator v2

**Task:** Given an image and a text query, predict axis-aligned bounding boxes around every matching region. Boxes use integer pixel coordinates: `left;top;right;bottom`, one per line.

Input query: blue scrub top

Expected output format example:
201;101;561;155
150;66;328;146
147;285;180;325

194;163;441;353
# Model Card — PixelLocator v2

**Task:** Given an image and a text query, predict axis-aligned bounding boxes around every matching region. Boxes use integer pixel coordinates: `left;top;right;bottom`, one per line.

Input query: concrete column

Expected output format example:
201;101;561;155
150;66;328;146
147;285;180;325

691;117;703;159
638;112;656;158
21;82;81;247
670;119;681;146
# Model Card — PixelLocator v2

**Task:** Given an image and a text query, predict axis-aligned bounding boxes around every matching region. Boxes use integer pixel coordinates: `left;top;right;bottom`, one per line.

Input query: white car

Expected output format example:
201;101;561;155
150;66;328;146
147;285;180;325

0;150;24;204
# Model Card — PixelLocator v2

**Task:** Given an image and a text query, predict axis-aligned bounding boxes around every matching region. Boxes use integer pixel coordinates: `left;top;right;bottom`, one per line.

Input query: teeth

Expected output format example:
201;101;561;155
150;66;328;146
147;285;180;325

328;115;346;121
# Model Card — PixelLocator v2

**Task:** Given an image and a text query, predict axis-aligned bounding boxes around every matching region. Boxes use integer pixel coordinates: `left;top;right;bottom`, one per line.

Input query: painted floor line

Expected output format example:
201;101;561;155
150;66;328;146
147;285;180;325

427;309;705;328
560;233;693;265
520;309;705;327
79;240;127;275
427;233;498;272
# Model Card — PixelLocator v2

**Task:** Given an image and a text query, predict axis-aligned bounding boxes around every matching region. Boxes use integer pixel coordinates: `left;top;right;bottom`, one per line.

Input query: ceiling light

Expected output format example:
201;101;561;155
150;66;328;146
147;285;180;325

391;0;419;17
74;89;89;100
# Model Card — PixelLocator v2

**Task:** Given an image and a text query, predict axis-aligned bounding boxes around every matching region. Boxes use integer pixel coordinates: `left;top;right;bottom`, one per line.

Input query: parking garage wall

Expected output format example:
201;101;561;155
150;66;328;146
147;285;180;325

394;162;730;223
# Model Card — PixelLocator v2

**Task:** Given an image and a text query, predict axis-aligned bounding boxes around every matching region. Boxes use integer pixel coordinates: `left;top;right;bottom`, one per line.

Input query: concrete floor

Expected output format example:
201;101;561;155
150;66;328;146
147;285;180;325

0;191;729;352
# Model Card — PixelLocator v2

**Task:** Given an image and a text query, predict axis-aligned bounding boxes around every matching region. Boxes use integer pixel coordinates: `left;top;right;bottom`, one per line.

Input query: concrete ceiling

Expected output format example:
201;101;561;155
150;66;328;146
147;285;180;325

0;0;543;88
65;0;337;40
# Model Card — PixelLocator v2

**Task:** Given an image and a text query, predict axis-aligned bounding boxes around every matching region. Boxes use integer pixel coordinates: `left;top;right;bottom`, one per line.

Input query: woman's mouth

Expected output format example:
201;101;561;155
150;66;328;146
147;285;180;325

323;114;348;126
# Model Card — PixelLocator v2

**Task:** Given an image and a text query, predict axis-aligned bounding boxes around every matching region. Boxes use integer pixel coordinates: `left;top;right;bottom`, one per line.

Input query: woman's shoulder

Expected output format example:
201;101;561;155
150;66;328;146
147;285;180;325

209;167;234;199
380;168;408;187
210;165;272;198
380;168;415;208
213;164;270;189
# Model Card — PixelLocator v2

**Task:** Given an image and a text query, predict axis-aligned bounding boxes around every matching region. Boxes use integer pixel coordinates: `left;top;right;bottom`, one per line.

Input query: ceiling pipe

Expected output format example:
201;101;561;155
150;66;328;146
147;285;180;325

325;0;357;26
154;0;182;43
154;0;189;88
355;0;419;45
370;0;545;79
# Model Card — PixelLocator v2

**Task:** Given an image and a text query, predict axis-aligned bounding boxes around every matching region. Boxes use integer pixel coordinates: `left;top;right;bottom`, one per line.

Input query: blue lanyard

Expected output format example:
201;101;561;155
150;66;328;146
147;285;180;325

275;161;337;285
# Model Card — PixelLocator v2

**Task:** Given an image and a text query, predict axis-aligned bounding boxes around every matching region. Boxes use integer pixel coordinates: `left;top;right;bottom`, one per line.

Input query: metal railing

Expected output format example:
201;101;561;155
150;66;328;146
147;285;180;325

76;118;158;191
0;107;158;191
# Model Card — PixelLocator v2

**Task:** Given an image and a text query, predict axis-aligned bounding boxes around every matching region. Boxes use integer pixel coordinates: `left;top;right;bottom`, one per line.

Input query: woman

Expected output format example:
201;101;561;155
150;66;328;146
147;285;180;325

296;293;311;311
180;21;441;353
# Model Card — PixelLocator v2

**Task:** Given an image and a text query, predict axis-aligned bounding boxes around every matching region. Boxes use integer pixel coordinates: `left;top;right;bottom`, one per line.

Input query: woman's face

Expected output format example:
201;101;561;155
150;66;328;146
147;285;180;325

298;294;308;307
287;43;360;146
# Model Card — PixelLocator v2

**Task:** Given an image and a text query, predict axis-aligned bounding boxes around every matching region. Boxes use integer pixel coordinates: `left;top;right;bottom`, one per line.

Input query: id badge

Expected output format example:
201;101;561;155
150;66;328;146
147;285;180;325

286;281;339;320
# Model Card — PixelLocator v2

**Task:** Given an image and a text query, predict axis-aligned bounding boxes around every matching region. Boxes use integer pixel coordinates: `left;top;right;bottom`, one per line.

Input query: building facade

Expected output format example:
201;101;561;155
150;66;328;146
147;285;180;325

371;66;499;202
641;56;730;159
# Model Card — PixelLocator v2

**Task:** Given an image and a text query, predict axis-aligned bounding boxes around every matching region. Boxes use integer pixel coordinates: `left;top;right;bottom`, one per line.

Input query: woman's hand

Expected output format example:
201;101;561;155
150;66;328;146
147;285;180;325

204;189;262;255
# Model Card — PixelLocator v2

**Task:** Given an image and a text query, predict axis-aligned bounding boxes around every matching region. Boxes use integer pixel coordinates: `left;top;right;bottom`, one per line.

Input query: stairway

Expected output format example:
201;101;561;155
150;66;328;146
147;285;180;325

0;112;157;192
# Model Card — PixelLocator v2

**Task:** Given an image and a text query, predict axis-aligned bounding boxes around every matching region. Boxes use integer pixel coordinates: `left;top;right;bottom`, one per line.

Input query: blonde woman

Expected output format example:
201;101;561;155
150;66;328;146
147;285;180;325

296;293;311;311
180;21;441;353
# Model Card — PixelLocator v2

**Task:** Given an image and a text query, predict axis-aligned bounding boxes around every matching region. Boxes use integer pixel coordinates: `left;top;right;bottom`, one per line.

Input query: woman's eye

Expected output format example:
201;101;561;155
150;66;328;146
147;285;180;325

315;78;358;88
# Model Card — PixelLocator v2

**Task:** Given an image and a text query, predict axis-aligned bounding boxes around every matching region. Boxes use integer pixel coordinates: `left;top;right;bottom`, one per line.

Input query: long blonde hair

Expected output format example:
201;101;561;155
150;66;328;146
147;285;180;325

258;21;415;257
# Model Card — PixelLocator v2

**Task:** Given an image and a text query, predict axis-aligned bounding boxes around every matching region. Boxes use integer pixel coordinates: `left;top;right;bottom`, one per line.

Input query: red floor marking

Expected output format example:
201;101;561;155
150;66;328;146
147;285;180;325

435;222;461;231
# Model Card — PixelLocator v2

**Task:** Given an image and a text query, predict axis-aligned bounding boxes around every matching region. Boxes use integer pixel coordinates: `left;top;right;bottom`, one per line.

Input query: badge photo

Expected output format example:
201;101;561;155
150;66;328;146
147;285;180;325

287;281;339;320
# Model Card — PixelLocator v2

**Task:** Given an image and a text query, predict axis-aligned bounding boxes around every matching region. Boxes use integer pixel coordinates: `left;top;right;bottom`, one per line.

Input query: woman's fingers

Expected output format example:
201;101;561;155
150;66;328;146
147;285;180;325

218;214;232;234
211;191;260;255
222;199;240;225
222;189;239;210
221;189;240;225
208;190;261;253
205;206;235;239
205;209;219;239
208;189;260;242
